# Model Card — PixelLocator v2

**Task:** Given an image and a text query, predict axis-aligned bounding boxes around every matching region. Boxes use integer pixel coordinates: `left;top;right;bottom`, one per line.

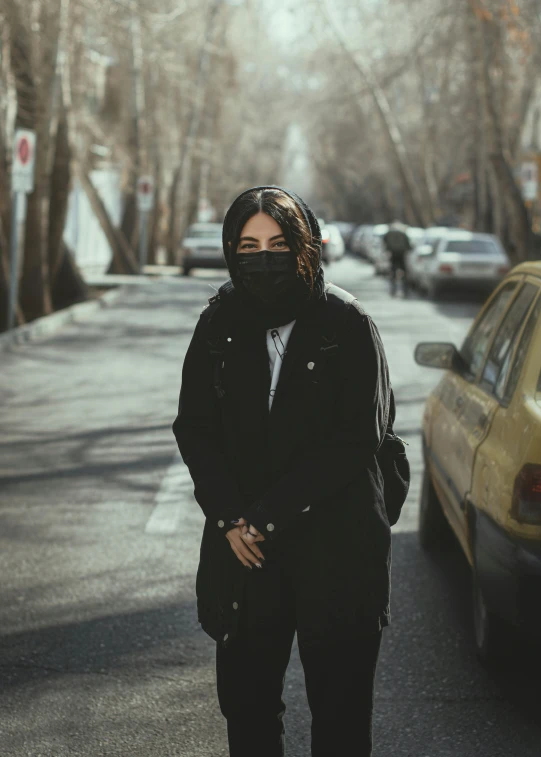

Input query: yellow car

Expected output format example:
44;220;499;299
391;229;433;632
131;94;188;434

414;262;541;663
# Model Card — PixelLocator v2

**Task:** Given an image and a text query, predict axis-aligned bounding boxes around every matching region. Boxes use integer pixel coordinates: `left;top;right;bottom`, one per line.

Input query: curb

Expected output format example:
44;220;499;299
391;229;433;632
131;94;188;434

0;286;128;352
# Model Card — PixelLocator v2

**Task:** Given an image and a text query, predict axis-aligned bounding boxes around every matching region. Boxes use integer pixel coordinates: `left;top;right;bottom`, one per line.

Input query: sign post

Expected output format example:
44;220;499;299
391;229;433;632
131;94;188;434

136;175;155;272
8;129;36;330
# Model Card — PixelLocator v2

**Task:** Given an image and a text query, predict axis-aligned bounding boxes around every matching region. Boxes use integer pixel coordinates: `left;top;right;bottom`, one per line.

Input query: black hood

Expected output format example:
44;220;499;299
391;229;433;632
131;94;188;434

221;184;323;272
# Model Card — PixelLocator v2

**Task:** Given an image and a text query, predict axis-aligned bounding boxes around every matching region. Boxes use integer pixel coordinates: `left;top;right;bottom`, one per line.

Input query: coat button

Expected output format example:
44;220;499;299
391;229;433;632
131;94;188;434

223;633;229;641
307;361;315;370
266;523;275;532
232;602;239;610
218;520;225;528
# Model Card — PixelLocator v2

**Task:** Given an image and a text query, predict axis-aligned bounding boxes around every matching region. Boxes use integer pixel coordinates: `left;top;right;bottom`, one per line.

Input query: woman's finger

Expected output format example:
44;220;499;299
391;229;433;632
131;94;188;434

227;526;265;563
229;541;254;569
231;532;264;566
240;531;266;556
242;530;265;546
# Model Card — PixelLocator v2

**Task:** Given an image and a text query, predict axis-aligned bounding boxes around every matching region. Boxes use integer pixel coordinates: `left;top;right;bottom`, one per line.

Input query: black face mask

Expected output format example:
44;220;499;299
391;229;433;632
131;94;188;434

236;250;298;305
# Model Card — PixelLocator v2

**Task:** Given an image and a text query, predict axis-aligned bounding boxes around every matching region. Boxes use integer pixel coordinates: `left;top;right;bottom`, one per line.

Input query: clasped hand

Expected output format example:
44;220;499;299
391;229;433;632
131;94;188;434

225;518;266;569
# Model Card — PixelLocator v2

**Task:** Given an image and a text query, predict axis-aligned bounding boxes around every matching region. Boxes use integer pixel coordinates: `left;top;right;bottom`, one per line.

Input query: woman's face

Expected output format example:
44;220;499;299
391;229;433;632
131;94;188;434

237;212;290;254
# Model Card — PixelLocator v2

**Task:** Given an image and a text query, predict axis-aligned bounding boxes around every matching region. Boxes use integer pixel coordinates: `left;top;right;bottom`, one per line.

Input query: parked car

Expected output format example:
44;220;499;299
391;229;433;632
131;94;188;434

366;224;389;271
349;224;374;259
318;218;341;263
416;230;510;299
406;227;453;290
414;261;541;663
180;223;226;276
332;221;356;248
324;223;346;262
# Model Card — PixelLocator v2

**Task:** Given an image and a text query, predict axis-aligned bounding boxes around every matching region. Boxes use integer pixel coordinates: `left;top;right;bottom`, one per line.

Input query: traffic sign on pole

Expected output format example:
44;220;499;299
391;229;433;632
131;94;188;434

8;130;36;330
11;129;36;194
136;175;155;212
136;176;154;272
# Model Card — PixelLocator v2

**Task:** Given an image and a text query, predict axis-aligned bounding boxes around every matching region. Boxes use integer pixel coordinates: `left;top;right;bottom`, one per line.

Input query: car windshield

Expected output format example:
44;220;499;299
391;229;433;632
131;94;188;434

444;239;497;254
185;226;222;238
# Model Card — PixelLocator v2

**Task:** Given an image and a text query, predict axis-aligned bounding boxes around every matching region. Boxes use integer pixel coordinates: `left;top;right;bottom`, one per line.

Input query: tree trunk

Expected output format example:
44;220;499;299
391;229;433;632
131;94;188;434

320;0;430;228
46;92;88;308
166;0;224;261
76;163;139;274
51;242;88;310
469;0;531;263
5;0;53;322
48;97;71;281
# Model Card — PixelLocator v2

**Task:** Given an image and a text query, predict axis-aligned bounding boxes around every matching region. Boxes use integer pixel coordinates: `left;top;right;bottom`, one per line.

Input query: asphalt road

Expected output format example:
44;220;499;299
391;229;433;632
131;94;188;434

1;256;540;756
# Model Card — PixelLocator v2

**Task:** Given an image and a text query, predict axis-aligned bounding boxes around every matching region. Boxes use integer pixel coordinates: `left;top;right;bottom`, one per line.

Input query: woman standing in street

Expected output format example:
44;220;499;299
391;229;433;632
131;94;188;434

173;186;400;757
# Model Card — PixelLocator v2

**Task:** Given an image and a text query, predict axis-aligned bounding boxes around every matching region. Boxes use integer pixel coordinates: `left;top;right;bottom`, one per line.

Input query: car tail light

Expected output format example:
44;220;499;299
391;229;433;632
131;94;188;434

497;265;510;275
439;264;454;274
321;230;330;244
512;464;541;524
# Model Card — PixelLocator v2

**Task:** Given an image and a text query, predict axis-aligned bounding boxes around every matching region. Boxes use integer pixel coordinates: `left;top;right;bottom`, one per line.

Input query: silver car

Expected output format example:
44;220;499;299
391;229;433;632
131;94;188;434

406;227;454;289
325;223;345;262
181;223;226;276
417;231;511;299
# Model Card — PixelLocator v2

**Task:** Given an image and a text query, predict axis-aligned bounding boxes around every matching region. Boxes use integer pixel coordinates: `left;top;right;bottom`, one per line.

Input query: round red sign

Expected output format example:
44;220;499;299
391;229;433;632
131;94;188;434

18;137;31;165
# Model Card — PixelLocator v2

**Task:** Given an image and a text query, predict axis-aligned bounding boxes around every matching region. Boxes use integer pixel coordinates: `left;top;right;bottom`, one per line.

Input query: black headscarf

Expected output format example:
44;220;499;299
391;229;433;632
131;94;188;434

221;185;326;329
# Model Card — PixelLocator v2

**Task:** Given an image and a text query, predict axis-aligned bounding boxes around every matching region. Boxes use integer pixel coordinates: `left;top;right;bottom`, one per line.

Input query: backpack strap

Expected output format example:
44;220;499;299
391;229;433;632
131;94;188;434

309;284;357;386
312;284;398;447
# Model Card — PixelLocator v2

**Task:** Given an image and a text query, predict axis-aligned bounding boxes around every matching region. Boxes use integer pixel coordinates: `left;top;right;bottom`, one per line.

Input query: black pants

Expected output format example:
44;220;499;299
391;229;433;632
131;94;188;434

389;257;408;297
215;513;383;757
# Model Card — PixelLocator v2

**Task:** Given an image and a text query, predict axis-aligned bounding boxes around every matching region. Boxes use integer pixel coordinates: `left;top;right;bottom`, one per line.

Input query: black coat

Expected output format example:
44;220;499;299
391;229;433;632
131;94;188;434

172;283;393;647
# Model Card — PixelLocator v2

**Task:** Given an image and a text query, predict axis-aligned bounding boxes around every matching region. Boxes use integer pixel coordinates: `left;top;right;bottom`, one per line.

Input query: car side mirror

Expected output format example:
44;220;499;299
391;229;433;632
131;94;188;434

414;342;466;373
417;244;433;257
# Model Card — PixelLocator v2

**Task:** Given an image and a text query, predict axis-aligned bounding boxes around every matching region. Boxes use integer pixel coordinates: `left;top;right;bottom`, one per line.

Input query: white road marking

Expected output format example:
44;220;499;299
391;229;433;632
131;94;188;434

145;450;194;535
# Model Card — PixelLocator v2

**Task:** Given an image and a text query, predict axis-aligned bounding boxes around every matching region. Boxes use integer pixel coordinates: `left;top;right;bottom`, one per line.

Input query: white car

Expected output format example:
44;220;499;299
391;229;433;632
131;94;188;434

318;218;343;263
406;227;461;290
417;230;511;299
324;223;345;262
180;223;226;276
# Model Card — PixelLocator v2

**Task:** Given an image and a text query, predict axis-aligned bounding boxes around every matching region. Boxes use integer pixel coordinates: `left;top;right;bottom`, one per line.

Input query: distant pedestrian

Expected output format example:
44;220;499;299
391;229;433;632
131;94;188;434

173;186;405;757
383;220;412;297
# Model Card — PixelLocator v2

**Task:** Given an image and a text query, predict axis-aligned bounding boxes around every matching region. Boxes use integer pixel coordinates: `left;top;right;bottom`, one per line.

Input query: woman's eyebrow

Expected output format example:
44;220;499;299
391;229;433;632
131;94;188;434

239;234;285;242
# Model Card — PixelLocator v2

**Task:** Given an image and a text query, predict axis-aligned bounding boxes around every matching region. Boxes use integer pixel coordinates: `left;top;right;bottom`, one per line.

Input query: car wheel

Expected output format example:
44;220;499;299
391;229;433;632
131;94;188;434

418;465;450;549
182;266;191;277
472;567;510;666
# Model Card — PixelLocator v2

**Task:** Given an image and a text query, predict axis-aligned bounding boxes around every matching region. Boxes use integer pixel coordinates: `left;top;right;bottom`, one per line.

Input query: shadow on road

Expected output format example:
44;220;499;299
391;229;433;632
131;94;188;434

0;600;205;692
383;531;541;736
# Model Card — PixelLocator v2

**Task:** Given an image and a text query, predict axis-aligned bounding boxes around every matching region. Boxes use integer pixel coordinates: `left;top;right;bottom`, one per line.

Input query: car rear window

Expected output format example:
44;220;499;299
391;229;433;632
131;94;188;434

185;226;222;238
444;240;497;254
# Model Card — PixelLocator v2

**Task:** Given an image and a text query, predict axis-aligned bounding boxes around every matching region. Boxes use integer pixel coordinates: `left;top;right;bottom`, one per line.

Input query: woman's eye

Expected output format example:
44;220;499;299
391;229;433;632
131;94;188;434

274;241;287;248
